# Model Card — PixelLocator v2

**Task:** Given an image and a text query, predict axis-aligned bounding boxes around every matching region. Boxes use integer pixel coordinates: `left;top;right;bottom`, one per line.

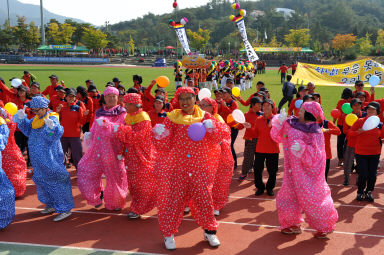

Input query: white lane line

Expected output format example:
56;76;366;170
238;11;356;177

0;241;166;255
232;177;384;190
227;196;384;210
14;207;384;239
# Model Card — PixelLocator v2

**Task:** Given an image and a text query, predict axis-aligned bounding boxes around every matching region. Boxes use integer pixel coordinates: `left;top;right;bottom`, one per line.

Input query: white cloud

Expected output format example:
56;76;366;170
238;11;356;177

18;0;212;26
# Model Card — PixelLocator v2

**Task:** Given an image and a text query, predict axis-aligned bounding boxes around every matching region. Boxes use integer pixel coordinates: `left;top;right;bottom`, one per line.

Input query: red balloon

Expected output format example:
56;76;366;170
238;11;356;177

173;2;178;8
170;21;176;27
331;109;341;119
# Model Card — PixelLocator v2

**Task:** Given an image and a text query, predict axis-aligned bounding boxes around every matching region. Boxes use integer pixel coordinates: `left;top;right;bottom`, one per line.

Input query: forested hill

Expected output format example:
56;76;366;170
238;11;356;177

108;0;384;50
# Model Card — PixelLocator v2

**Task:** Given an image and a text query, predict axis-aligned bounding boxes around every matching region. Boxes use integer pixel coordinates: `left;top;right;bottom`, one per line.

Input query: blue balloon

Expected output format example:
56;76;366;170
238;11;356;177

295;99;303;109
369;75;380;87
188;123;206;141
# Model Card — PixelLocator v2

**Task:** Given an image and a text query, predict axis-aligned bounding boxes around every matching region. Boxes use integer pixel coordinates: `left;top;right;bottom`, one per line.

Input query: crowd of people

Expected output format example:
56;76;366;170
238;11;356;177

0;63;382;250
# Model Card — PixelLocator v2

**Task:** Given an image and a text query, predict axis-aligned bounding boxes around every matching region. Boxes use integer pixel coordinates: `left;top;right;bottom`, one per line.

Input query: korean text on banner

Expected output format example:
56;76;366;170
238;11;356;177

174;26;191;54
292;59;384;86
236;19;259;62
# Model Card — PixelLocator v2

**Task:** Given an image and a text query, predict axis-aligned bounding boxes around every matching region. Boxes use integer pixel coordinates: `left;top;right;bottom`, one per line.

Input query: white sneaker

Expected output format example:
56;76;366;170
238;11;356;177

53;212;72;222
41;207;55;215
214;210;220;216
204;233;220;247
127;211;140;219
184;206;190;213
249;168;254;173
164;235;176;250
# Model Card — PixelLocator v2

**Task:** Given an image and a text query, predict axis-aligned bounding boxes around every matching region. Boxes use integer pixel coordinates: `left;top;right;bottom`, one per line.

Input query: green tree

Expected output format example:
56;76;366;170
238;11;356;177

267;35;280;47
356;33;373;55
284;29;311;47
47;22;76;44
82;27;109;51
376;29;384;48
186;28;211;51
26;21;41;50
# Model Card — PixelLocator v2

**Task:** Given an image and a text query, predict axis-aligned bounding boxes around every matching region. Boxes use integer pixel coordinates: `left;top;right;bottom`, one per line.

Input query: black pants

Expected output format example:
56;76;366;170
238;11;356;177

280;73;286;84
325;159;330;181
355;154;379;194
230;127;239;168
61;137;83;169
82;122;90;133
15;130;28;153
292;70;296;75
254;153;279;191
336;125;346;160
277;96;293;113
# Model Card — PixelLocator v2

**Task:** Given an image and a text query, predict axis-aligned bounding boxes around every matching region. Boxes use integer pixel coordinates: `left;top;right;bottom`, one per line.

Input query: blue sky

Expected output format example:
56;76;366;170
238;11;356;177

18;0;213;25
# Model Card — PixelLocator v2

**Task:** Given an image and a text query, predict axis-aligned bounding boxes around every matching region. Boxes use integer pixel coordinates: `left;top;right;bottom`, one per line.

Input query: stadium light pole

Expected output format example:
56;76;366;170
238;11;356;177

40;0;46;45
6;0;10;24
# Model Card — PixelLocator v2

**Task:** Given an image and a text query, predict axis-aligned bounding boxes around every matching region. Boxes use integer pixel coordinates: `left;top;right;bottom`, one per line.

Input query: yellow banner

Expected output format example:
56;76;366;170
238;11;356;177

292;59;384;86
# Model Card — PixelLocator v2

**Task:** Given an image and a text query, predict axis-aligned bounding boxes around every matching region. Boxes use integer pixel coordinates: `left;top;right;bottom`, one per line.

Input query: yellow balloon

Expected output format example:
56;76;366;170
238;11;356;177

232;87;241;97
156;76;170;88
229;15;235;21
345;113;358;126
4;102;18;116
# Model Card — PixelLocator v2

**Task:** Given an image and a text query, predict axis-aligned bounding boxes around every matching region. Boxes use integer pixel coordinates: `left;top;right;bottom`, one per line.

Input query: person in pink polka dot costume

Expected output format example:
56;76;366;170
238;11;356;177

270;101;338;239
77;87;128;211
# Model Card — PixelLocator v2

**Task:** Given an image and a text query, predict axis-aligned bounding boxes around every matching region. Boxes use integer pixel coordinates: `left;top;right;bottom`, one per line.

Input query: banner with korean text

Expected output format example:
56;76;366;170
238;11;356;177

292;59;384;86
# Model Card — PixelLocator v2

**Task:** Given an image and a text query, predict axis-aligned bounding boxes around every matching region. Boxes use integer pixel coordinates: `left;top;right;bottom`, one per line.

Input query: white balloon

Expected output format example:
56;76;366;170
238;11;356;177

11;78;22;88
232;109;246;123
362;116;380;131
198;88;211;100
180;18;186;25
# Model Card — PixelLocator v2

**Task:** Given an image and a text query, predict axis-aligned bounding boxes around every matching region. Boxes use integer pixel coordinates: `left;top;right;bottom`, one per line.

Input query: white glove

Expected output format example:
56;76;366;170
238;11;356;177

278;108;287;125
113;125;120;133
154;124;165;135
44;117;55;129
83;132;91;140
203;119;214;129
17;106;27;119
117;154;123;160
95;118;104;126
291;141;301;152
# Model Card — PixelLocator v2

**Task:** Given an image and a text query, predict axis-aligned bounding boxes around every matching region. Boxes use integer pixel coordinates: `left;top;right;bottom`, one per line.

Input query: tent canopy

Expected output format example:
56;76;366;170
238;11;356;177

37;45;89;52
240;47;314;53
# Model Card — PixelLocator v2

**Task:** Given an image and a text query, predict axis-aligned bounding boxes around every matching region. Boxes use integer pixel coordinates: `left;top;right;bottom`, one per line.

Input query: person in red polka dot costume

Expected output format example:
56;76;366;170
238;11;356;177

152;87;224;250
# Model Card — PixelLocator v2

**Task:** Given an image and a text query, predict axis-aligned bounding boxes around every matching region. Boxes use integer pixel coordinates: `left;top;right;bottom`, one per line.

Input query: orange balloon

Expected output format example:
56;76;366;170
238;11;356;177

156;76;170;88
227;114;234;123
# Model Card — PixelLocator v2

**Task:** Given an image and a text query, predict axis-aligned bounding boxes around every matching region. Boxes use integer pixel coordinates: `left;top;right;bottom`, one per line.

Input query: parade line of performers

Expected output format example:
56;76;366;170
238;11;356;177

0;68;382;250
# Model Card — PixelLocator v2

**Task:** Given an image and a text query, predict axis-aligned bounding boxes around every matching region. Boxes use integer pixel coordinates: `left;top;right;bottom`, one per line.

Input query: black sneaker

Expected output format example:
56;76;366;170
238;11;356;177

255;189;264;196
267;190;274;196
238;174;247;182
356;193;364;201
365;191;374;202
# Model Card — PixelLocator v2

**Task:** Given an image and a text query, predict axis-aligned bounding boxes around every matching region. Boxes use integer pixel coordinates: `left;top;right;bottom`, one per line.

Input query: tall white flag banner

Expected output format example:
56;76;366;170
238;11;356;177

236;19;259;62
175;26;191;54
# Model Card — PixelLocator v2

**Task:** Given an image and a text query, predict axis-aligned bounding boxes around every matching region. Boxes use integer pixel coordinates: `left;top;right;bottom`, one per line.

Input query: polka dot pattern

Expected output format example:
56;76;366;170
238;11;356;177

116;119;157;214
153;112;222;237
77;113;128;210
270;117;338;233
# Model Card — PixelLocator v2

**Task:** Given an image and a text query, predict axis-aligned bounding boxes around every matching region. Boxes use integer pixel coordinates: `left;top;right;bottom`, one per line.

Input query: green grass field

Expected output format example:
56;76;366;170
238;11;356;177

1;65;384;119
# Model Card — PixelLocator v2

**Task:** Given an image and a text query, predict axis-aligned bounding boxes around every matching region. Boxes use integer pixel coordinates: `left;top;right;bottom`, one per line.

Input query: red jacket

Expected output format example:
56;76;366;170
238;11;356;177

42;83;64;99
148;109;167;127
254;114;279;153
353;90;371;102
219;99;238;123
0;81;17;103
349;117;384;155
79;96;94;123
335;99;348;126
278;66;288;73
343;111;366;148
49;95;66;111
321;120;341;159
236;110;262;140
239;93;258;107
59;103;85;137
288;98;301;117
